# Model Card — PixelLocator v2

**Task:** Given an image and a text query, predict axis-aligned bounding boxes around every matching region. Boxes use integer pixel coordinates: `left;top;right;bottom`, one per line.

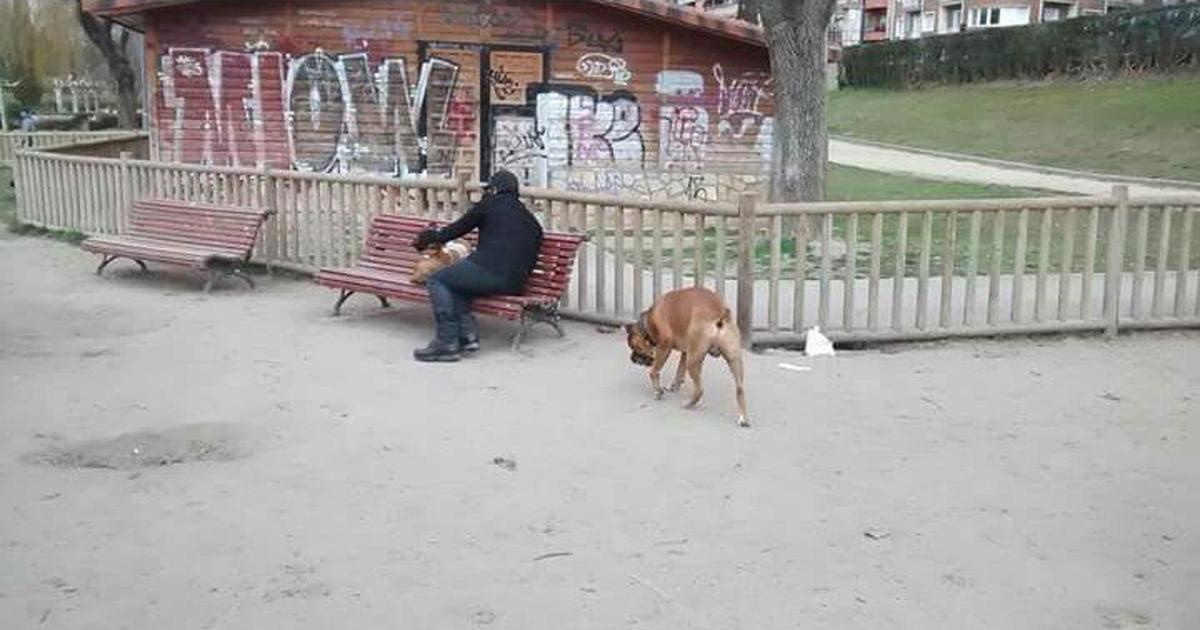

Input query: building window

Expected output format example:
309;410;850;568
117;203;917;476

904;10;921;38
969;7;1001;26
943;4;962;32
923;11;936;31
1042;2;1071;21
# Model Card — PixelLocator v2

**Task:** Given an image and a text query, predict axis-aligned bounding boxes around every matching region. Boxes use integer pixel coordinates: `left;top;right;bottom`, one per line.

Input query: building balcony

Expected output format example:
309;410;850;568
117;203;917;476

864;0;889;10
862;27;889;41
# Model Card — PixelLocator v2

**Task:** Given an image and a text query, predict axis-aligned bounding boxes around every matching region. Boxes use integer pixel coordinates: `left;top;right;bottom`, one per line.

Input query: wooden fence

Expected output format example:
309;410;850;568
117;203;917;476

13;147;1200;345
0;131;141;165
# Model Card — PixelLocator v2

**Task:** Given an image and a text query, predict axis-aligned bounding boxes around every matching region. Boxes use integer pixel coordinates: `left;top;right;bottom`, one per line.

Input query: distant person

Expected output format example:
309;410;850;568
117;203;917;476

18;110;36;146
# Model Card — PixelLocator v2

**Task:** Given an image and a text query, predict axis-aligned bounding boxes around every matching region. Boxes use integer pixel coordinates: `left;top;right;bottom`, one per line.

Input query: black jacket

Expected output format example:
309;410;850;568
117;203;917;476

433;192;544;292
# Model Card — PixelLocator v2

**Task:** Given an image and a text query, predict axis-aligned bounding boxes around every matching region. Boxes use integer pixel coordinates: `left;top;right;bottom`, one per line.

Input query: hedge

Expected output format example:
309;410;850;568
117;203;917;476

841;4;1200;88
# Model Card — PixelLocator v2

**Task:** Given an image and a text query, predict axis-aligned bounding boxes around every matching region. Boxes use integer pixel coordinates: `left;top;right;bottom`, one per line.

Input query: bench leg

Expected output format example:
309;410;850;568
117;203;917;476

96;255;117;276
228;268;256;290
531;303;565;337
510;304;565;352
134;260;148;273
378;296;391;309
333;289;355;316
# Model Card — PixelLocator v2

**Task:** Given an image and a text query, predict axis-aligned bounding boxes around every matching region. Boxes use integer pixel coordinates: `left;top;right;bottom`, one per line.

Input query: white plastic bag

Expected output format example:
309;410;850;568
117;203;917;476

805;326;835;357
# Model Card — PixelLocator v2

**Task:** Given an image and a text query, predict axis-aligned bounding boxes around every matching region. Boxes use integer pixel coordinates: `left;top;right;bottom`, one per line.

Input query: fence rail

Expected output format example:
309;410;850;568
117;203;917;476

1;131;141;165
13;147;1200;345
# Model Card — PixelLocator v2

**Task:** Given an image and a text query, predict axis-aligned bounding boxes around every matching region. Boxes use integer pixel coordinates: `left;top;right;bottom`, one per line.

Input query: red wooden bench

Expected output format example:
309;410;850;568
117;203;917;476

316;214;586;350
81;198;273;292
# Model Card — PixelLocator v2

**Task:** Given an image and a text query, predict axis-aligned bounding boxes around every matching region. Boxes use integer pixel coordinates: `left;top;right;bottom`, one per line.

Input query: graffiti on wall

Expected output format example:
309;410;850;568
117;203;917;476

487;50;543;106
529;84;645;169
491;116;547;185
158;46;470;175
655;70;709;170
575;54;632;86
153;36;775;201
713;64;772;139
565;23;624;54
560;169;761;202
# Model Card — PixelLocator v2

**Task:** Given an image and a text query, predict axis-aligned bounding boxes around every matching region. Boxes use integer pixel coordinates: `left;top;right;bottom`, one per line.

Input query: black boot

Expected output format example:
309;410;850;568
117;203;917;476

459;312;480;353
414;314;462;362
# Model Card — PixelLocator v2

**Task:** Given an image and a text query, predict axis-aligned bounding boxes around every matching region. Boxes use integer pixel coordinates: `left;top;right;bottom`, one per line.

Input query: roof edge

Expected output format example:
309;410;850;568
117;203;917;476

83;0;766;48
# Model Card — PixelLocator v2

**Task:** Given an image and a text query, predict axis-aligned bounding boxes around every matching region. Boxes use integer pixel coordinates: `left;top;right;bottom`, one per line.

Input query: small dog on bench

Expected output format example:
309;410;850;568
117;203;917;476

625;287;749;427
410;238;473;284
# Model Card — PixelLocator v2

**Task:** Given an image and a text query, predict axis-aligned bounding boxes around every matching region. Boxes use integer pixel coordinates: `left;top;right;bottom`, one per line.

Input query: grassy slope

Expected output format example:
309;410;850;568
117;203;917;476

828;79;1200;181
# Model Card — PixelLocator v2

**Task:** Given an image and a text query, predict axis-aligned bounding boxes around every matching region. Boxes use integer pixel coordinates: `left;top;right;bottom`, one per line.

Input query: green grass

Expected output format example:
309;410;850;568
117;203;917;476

642;207;1199;282
826;164;1049;201
645;164;1058;276
828;78;1200;181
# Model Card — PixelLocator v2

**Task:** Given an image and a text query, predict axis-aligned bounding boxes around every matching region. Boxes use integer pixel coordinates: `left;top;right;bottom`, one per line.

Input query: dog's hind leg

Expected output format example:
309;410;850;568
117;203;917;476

724;349;750;427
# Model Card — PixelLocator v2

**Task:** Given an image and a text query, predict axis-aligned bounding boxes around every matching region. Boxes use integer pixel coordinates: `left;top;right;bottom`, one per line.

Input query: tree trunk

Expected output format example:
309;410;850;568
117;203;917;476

77;2;139;128
757;0;836;203
112;58;139;129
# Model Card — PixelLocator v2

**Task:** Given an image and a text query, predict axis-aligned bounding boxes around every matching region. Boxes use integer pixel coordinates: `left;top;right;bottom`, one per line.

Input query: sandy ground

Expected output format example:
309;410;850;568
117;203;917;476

1;232;1197;630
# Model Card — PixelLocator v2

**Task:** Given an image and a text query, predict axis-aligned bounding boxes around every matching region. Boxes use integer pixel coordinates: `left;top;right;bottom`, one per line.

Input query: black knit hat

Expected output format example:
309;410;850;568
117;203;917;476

484;169;520;196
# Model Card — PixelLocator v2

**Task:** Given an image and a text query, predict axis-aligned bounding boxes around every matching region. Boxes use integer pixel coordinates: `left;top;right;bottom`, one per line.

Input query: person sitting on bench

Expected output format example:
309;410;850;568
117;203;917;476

411;169;544;362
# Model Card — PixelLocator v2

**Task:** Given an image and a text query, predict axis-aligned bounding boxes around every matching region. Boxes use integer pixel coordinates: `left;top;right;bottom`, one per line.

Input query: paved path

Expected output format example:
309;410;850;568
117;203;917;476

829;139;1200;197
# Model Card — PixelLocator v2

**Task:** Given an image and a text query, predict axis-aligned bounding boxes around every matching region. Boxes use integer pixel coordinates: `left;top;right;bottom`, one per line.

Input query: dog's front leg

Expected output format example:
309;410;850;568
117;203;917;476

667;352;688;392
648;347;673;400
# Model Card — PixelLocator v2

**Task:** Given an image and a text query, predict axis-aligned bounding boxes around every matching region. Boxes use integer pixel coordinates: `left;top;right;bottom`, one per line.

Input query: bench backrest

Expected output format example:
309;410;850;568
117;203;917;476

127;199;271;258
359;214;585;299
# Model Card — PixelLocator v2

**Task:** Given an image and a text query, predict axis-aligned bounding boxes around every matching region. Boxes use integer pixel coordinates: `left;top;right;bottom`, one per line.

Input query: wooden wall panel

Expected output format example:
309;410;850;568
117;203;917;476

145;0;773;200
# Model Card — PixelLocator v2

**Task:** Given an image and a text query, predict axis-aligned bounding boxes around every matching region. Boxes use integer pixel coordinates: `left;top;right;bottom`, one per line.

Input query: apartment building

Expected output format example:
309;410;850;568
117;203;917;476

679;0;1144;45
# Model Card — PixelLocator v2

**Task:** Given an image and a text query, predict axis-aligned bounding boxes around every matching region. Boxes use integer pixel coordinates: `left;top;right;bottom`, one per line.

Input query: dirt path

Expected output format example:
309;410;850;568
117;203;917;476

1;234;1197;629
830;139;1200;197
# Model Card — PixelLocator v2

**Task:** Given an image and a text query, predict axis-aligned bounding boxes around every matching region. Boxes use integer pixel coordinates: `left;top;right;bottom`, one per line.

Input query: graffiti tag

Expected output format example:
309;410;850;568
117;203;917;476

575;54;631;86
565;23;624;54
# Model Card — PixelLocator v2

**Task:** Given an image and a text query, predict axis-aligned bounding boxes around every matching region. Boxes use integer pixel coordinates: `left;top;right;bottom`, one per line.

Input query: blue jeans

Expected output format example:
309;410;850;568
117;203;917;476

425;259;511;344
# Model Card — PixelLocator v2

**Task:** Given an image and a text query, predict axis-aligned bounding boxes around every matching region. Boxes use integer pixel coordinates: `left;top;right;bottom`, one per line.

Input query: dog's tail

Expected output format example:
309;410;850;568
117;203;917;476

716;307;732;329
708;308;735;357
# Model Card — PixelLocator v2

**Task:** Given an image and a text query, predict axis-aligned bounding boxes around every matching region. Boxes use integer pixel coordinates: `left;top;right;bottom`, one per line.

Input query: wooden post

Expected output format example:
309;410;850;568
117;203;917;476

736;193;757;348
1104;185;1128;339
10;151;22;223
118;151;133;233
455;171;470;213
261;164;278;272
0;85;9;131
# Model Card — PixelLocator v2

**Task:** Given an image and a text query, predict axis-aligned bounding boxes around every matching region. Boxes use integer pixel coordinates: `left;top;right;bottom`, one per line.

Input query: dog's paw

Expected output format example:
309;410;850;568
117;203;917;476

665;383;681;393
737;416;751;428
654;388;666;401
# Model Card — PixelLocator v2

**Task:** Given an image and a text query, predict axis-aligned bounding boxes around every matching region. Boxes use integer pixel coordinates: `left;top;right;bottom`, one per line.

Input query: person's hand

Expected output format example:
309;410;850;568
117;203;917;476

412;228;440;251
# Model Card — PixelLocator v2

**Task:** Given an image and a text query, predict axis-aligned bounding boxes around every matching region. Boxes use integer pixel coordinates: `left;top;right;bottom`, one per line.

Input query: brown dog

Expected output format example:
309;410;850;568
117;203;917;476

410;239;472;284
625;287;749;427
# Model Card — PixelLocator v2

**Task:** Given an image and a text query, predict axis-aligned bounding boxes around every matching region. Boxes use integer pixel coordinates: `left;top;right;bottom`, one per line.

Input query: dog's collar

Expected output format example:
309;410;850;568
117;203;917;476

635;312;657;346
